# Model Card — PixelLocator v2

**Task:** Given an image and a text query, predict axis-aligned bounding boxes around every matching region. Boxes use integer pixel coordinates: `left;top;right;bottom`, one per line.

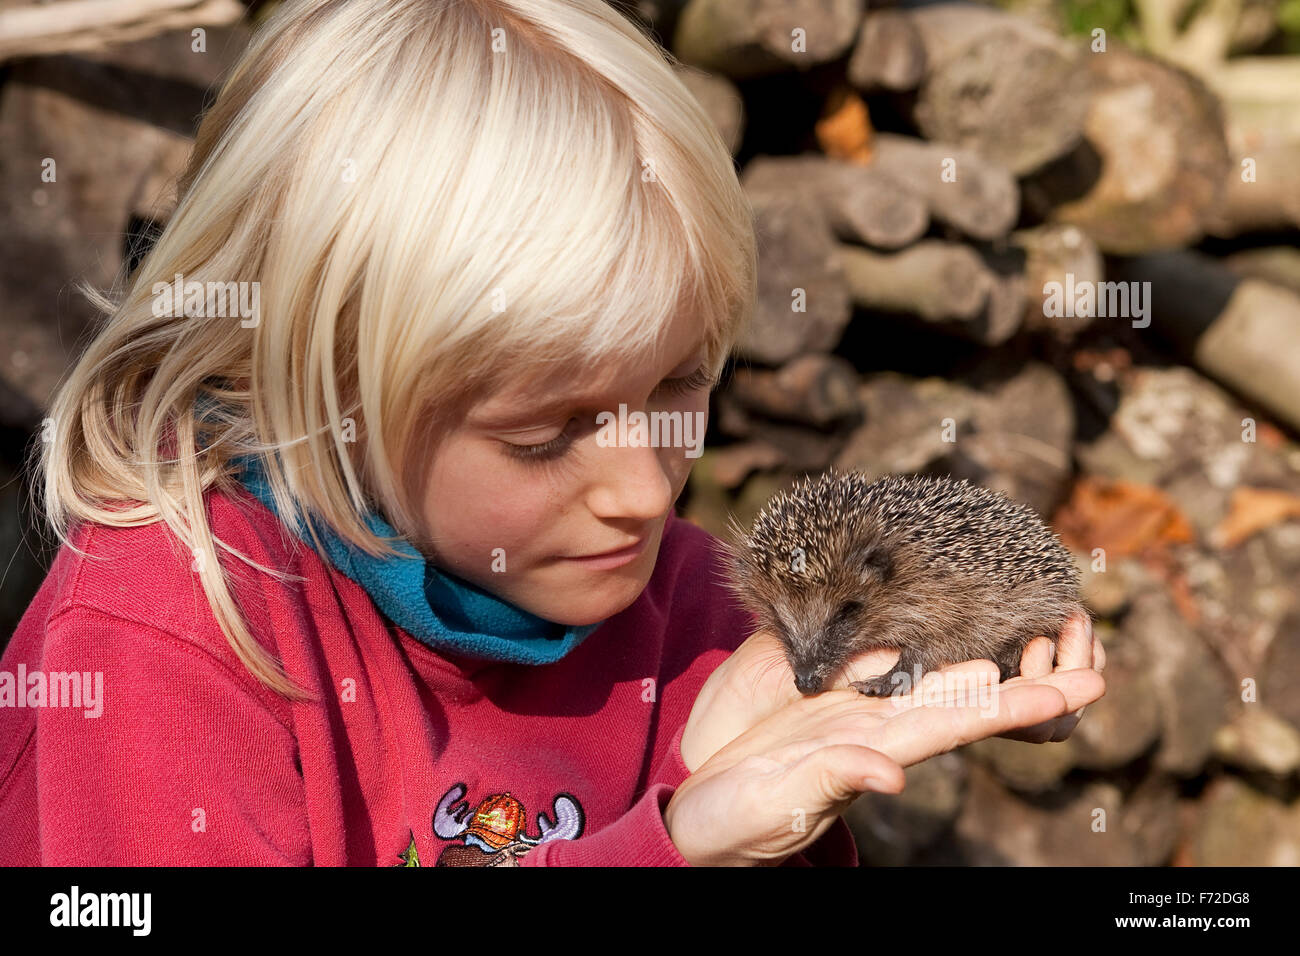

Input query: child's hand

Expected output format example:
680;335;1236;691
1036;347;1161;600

679;629;904;773
996;612;1105;744
678;628;811;773
664;665;1104;866
679;610;1104;772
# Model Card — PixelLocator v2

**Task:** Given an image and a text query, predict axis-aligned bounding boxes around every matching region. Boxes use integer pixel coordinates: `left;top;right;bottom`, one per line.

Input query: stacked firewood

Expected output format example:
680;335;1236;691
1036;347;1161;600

658;0;1300;503
657;0;1300;865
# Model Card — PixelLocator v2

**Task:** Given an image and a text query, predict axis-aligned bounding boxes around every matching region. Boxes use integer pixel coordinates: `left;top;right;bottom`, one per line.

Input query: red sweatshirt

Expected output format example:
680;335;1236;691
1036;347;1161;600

0;484;857;866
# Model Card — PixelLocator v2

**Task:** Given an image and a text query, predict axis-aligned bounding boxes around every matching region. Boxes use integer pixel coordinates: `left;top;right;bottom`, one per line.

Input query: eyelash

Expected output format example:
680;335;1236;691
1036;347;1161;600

501;365;717;464
660;366;718;397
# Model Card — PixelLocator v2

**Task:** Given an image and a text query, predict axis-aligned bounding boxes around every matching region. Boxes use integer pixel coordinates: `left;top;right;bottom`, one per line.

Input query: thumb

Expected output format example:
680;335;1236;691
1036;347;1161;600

802;744;906;804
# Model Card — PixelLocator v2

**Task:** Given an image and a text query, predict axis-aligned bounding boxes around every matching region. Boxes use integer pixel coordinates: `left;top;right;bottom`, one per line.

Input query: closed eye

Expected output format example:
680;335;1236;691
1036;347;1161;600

501;419;579;463
655;365;718;398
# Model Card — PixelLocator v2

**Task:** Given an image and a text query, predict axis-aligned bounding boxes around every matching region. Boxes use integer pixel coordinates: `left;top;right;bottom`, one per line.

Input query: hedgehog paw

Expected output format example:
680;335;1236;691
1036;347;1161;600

850;673;903;697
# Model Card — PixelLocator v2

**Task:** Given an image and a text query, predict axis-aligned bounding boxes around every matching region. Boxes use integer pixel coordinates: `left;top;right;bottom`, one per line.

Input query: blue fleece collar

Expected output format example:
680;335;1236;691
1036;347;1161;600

234;454;601;664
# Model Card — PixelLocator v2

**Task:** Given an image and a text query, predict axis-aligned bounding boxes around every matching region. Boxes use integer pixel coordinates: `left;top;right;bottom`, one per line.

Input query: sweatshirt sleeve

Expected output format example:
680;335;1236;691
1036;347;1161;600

517;782;689;866
34;606;310;865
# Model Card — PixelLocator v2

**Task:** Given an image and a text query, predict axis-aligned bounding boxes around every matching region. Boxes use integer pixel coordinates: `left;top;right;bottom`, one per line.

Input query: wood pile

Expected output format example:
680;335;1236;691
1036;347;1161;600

653;0;1300;865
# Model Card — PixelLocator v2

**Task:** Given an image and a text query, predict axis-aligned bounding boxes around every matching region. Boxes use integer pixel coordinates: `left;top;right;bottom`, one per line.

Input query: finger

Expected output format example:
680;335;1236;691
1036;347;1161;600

1055;612;1093;670
893;664;1028;717
1004;664;1106;714
1049;710;1083;742
998;717;1062;743
871;682;1072;768
934;658;1001;680
842;656;1003;697
1019;636;1055;680
850;662;1001;716
993;660;1104;742
888;658;1002;704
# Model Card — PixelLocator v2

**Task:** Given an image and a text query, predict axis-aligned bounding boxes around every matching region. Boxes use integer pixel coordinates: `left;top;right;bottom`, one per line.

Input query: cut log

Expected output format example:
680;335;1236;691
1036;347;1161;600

845;4;1092;173
1012;224;1105;339
847;10;926;91
673;64;745;154
741;153;928;249
905;2;1060;65
729;354;864;428
672;0;865;79
913;19;1090;174
1109;251;1300;432
1205;57;1300;144
982;272;1029;346
864;133;1019;240
1201;58;1300;237
1224;248;1300;296
1023;47;1231;254
709;440;788;489
839;240;1023;344
716;392;853;472
841;241;988;321
737;193;852;365
1132;0;1282;71
1205;141;1300;236
0;0;245;61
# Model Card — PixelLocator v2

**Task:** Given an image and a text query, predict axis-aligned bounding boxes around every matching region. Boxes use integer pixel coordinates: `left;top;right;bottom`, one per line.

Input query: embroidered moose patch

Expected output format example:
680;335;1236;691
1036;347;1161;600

396;782;586;867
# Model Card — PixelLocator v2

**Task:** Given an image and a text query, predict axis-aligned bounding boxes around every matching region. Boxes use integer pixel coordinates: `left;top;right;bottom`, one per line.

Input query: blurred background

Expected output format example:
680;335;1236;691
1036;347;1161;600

1;0;1299;865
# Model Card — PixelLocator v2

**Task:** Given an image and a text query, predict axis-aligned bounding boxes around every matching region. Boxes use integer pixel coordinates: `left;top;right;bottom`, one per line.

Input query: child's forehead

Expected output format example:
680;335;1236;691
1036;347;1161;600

466;330;707;426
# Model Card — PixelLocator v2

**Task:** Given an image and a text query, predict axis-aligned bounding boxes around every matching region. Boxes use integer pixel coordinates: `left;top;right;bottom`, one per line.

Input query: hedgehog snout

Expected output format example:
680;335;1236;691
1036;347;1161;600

792;664;834;696
782;625;840;695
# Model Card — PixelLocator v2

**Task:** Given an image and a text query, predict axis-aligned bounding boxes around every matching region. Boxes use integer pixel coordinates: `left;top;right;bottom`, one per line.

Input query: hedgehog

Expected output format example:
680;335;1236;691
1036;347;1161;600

718;469;1087;697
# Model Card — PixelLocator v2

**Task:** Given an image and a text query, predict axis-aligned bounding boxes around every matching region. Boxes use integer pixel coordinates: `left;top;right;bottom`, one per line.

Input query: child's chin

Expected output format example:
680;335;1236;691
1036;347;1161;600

537;571;652;626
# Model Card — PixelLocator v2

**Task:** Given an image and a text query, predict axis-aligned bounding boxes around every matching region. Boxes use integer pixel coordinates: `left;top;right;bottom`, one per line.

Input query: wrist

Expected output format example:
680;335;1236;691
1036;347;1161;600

662;782;755;867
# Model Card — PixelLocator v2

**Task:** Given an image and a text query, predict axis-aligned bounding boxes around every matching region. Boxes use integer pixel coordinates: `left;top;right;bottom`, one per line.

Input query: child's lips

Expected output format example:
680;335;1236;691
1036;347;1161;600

564;535;649;569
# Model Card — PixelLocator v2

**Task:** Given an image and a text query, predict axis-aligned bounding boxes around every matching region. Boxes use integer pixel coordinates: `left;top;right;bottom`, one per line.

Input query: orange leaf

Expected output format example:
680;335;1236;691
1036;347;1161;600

815;87;873;164
1053;477;1195;557
1211;486;1300;549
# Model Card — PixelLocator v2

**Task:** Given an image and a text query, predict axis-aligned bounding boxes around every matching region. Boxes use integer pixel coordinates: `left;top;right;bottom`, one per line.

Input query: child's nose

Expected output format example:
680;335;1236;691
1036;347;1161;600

585;441;675;523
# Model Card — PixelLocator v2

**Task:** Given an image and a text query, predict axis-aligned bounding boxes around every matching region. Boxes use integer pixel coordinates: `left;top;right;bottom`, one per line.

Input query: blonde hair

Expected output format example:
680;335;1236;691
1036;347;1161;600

38;0;757;697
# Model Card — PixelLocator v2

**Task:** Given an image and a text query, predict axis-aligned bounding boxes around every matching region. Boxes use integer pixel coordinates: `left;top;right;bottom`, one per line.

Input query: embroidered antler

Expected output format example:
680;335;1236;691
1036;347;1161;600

517;795;583;845
432;783;472;839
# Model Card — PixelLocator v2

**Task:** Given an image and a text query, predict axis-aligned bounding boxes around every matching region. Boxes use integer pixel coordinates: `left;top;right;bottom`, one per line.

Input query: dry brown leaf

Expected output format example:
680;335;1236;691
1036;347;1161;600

1211;486;1300;549
1053;476;1195;557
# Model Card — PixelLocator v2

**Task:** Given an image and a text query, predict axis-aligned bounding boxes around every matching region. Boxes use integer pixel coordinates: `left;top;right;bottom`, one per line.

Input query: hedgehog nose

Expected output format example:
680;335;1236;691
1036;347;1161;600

793;671;824;695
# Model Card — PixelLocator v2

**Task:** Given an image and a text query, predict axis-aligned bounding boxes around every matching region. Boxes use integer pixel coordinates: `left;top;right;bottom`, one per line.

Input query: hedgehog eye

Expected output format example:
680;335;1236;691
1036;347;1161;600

854;546;892;583
839;600;863;617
